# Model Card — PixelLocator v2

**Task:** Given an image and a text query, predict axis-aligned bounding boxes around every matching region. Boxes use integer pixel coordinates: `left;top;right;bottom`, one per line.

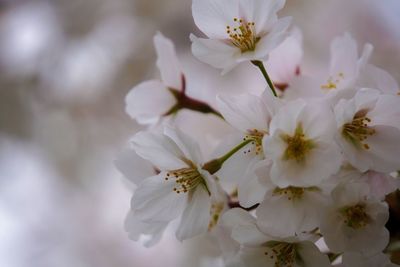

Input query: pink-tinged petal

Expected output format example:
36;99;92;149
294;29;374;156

357;43;373;73
359;64;400;95
114;148;155;185
125;80;176;124
190;34;239;74
131;131;187;171
192;0;239;39
176;186;211;241
239;0;285;35
132;173;187;222
363;171;400;200
369;94;400;129
124;210;168;247
251;16;292;60
330;33;358;82
362;125;400;172
217;93;271;133
266;27;303;84
164;126;203;164
154;32;182;90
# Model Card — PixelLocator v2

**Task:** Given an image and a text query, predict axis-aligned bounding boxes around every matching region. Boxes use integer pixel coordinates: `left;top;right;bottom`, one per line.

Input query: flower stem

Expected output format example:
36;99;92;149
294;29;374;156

251;60;278;97
203;139;252;174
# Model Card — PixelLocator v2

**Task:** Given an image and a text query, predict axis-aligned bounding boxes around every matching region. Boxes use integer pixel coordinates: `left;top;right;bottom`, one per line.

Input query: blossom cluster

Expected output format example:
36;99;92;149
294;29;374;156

116;0;400;266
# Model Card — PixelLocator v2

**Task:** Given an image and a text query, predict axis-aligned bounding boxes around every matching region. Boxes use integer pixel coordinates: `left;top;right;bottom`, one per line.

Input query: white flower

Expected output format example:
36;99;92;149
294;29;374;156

334;88;400;172
125;32;181;124
215;90;280;207
341;252;400;267
320;181;389;254
265;27;303;89
256;183;328;238
263;99;342;187
130;127;221;241
220;208;331;267
191;0;291;74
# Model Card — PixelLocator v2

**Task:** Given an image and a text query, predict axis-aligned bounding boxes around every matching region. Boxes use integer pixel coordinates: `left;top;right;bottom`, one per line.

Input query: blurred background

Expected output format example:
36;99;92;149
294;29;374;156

0;0;399;266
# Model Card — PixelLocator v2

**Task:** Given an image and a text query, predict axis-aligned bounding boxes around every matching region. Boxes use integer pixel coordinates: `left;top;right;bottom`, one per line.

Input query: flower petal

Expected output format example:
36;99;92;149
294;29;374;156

190;34;239;73
125;80;176;124
176;186;211;241
154;32;182;90
132;173;187;222
114;148;155;185
192;0;239;39
131;130;187;170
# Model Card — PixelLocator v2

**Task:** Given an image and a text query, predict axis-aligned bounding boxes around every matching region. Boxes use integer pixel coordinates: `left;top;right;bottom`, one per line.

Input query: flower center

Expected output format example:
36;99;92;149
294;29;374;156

265;242;297;267
340;203;371;229
342;109;375;150
164;167;205;194
243;129;266;156
321;72;345;90
273;186;319;201
281;124;315;163
226;18;260;53
208;202;224;230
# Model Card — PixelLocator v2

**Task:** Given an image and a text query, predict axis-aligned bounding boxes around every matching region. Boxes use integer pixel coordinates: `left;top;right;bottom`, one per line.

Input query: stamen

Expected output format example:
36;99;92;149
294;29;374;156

165;167;205;194
340;203;371;229
265;242;297;267
321;72;345;90
273;186;320;201
208;202;224;230
342;109;375;150
226;18;260;53
243;129;267;156
281;124;315;163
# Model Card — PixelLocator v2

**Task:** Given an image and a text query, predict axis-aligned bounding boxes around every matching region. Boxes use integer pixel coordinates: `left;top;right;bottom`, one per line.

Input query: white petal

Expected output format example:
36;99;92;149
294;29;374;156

369;94;400;129
239;0;285;35
176;186;211;241
164;126;203;164
217;93;271;133
238;160;270;208
154;32;182;90
192;0;239;39
124;210;168;247
252;16;292;60
190;34;239;73
132;173;187;222
114;148;155;185
125;80;176;124
297;241;331;267
131;130;187;170
359;64;400;95
330;33;358;83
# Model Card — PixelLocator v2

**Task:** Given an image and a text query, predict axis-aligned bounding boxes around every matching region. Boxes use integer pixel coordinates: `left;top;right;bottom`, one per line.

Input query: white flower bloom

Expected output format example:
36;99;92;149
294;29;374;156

124;210;168;247
265;27;303;89
125;32;181;124
256;183;328;238
130;127;222;241
334;88;400;172
341;252;400;267
215;90;280;207
283;33;373;102
320;181;389;254
221;208;331;267
332;165;400;200
263;99;342;187
191;0;291;74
